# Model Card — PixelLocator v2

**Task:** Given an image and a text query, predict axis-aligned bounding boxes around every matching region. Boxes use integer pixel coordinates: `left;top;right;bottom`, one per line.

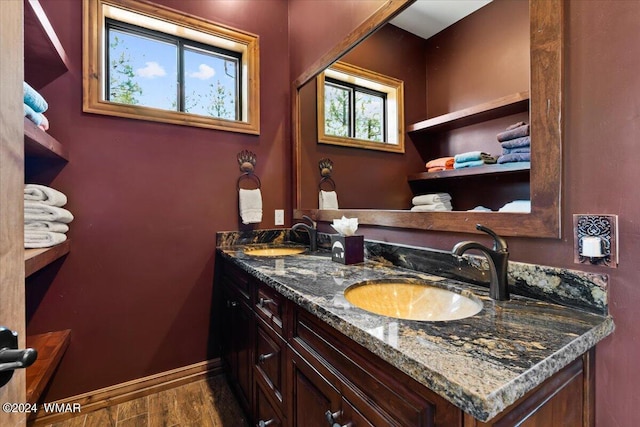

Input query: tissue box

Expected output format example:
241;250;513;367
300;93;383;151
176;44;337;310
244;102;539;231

331;235;364;265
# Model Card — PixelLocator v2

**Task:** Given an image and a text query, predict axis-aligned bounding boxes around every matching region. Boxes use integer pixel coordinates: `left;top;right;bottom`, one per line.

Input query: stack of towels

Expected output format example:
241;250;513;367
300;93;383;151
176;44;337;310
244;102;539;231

425;157;454;173
23;82;50;131
497;122;530;164
24;184;73;248
453;151;498;169
411;193;453;212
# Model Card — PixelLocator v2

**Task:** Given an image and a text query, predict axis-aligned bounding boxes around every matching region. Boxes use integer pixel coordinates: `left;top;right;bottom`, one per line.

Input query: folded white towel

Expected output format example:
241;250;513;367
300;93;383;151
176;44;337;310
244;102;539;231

467;206;493;212
24;184;67;207
239;188;262;224
411;193;452;206
498;200;531;213
319;190;339;210
24;231;67;249
24;201;74;223
410;202;452;212
25;221;69;233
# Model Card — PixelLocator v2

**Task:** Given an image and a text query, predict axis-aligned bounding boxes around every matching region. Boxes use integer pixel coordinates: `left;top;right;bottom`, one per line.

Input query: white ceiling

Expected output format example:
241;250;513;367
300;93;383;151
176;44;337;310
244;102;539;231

390;0;493;40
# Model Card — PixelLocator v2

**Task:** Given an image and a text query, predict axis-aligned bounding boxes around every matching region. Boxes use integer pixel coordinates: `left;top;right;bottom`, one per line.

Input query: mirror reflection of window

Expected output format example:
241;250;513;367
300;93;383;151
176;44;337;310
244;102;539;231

324;78;386;143
316;61;404;153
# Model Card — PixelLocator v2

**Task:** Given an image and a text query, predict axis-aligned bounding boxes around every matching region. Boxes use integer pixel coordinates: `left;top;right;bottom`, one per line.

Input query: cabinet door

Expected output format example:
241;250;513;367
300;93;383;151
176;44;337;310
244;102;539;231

221;283;254;413
289;351;341;427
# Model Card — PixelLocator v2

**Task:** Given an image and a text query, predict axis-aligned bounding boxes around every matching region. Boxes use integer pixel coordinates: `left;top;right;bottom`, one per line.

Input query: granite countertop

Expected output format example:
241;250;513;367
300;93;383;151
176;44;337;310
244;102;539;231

217;244;614;422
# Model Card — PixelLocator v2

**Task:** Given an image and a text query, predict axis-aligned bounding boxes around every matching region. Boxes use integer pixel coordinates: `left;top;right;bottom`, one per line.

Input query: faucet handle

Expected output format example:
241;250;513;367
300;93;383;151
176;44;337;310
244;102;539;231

476;224;508;252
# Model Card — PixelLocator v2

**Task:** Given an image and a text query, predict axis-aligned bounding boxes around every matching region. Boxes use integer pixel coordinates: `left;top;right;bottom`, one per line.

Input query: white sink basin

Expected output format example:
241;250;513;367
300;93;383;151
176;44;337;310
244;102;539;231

344;279;482;321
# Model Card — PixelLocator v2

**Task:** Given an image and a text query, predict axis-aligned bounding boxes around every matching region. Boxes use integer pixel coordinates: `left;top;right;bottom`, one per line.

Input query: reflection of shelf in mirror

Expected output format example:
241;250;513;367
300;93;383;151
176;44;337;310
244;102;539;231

26;329;71;403
407;91;529;135
407;163;530;182
25;239;71;278
24;0;71;90
24;117;69;161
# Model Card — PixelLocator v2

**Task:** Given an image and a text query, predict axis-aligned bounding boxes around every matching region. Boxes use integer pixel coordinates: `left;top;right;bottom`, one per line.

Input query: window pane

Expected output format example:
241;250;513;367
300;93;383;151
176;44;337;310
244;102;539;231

183;47;239;120
108;29;177;110
324;83;350;137
355;91;384;142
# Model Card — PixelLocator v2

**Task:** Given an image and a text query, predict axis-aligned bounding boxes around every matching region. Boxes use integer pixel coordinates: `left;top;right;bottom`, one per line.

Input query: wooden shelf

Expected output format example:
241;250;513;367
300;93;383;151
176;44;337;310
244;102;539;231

24;0;70;90
408;162;530;182
25;239;71;278
25;330;71;403
24;117;69;161
407;91;529;135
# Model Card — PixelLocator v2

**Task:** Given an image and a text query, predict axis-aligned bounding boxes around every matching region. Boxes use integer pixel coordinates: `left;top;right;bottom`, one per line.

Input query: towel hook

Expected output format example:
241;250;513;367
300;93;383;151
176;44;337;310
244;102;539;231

237;150;261;190
318;158;336;191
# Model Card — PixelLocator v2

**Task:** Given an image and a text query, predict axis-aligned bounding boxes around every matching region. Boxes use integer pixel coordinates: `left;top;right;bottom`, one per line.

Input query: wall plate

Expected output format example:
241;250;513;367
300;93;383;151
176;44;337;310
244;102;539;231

573;214;618;268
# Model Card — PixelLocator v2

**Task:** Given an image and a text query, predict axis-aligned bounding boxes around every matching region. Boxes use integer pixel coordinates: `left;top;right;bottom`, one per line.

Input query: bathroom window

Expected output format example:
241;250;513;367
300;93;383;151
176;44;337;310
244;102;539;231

324;78;386;142
317;62;404;153
84;0;260;134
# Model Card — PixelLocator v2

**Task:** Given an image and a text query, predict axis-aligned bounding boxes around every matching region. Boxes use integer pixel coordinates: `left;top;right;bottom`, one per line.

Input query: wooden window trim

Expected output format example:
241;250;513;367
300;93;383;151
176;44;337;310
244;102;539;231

83;0;260;135
316;61;404;153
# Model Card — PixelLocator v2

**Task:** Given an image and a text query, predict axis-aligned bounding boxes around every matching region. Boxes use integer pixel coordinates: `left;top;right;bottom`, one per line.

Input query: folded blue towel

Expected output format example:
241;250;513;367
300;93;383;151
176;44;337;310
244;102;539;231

500;136;530;149
498;152;531;164
23;82;48;113
24;103;43;126
502;146;531;154
454;159;485;169
454;151;483;163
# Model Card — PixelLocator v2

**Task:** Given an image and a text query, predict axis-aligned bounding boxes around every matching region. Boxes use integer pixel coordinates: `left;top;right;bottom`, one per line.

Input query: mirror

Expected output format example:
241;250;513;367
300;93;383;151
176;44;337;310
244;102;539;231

293;0;562;238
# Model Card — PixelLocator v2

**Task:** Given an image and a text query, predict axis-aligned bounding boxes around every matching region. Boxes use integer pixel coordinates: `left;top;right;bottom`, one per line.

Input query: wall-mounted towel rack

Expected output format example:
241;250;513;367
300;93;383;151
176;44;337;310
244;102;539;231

318;158;335;191
237;150;261;190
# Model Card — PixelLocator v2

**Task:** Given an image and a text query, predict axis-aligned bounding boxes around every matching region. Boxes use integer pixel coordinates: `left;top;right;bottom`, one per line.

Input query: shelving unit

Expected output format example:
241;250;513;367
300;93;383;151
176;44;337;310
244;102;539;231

23;0;72;404
25;239;71;278
407;91;529;135
406;92;531;206
25;330;71;403
408;163;530;182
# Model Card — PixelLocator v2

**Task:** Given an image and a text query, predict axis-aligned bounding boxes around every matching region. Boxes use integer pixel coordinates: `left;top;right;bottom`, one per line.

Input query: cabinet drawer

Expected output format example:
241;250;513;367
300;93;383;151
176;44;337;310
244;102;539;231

255;383;284;427
255;321;285;409
256;283;285;335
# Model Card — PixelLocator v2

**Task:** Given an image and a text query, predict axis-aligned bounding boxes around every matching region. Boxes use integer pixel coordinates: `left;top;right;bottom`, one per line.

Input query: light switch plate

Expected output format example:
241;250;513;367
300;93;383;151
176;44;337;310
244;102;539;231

573;214;618;268
274;209;284;226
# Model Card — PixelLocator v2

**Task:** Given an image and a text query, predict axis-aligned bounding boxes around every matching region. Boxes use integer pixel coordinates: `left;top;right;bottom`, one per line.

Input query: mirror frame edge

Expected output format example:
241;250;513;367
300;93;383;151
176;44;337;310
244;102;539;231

293;0;563;238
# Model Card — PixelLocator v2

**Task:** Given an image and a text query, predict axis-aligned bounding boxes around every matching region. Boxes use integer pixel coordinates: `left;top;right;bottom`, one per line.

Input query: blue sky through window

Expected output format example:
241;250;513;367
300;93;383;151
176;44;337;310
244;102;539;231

108;27;238;119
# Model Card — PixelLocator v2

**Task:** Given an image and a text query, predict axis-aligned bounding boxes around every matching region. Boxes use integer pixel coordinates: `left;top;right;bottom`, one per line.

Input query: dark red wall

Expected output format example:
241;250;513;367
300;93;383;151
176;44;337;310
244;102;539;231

27;0;289;400
298;24;427;210
288;0;387;82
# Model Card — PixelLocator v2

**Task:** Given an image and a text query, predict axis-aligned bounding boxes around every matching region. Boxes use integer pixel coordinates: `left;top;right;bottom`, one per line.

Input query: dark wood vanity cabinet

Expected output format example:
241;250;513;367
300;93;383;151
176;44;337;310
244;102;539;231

218;258;595;427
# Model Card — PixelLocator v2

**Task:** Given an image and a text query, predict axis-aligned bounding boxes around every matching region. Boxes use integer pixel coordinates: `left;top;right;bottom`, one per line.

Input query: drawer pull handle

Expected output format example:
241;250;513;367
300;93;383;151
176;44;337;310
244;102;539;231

257;419;275;427
325;410;342;425
259;298;275;308
227;300;238;308
258;352;275;363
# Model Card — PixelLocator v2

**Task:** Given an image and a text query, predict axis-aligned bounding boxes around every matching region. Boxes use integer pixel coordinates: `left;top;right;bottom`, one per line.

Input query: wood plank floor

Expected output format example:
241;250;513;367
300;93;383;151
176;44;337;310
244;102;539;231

40;376;249;427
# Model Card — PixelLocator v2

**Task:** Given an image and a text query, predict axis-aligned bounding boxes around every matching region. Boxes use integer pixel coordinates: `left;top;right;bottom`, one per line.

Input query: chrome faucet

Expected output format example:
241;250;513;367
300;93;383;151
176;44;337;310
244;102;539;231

292;215;317;252
452;224;509;301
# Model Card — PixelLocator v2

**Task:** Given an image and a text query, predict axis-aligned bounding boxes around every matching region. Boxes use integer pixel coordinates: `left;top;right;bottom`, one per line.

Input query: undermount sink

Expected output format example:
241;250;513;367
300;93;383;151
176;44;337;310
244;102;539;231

244;247;307;257
344;279;482;321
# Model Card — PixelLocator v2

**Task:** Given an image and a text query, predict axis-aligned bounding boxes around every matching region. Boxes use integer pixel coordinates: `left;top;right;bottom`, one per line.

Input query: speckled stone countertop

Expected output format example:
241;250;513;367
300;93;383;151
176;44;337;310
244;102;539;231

217;233;614;422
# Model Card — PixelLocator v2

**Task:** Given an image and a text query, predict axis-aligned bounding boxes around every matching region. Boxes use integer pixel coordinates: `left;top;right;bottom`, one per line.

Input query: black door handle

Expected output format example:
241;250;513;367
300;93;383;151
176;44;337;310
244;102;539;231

0;327;38;388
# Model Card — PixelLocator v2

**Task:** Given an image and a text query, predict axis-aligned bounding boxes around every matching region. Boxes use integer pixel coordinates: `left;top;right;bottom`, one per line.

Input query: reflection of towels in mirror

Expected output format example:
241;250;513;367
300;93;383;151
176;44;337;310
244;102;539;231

319;190;339;209
239;188;262;224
